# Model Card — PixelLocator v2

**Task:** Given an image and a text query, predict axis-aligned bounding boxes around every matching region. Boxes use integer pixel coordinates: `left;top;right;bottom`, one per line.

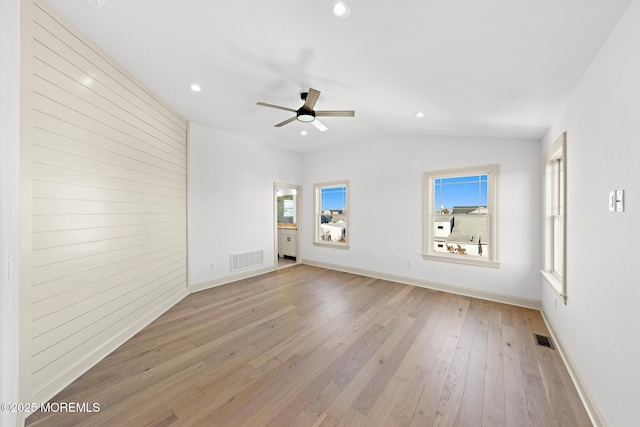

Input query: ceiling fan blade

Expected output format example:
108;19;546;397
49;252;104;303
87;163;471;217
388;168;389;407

312;119;328;132
274;116;297;127
303;88;321;110
257;102;297;113
315;110;355;117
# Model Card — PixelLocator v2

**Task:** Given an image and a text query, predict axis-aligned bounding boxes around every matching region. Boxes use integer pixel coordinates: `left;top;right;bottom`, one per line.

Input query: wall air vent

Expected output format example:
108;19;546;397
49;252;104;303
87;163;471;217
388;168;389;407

534;333;555;349
230;249;264;272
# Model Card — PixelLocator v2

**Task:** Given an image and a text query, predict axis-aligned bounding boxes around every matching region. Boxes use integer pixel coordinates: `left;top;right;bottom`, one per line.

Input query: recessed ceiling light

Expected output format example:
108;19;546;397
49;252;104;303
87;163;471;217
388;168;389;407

415;112;425;118
190;84;201;92
301;130;308;136
85;0;105;8
330;0;351;18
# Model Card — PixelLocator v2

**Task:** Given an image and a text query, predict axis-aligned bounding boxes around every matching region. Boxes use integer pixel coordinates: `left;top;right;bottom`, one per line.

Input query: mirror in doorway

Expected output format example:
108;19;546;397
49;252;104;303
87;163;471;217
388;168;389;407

277;190;297;228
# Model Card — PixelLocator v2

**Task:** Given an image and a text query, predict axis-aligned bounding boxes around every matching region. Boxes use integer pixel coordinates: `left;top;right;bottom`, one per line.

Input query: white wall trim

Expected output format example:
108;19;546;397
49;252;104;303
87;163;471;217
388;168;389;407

301;259;541;310
1;0;22;426
274;182;302;270
31;288;187;404
540;305;606;427
189;266;276;294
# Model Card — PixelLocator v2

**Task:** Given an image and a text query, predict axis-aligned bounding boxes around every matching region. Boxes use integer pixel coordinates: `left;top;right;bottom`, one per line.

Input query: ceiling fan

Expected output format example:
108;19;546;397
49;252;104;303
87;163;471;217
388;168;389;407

257;88;355;132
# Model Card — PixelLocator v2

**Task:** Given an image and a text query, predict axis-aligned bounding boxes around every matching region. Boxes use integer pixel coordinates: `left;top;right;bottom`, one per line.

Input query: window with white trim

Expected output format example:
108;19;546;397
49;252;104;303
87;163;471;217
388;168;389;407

423;165;500;267
314;181;349;248
542;133;567;303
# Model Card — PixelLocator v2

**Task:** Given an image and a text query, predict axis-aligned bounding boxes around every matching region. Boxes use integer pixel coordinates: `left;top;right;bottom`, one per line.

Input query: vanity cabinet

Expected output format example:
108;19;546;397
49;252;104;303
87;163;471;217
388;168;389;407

278;228;297;257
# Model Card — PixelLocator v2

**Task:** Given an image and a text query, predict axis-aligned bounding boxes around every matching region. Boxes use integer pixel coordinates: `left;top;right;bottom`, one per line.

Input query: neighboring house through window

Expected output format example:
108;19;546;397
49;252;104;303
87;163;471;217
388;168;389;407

424;165;500;267
314;181;349;248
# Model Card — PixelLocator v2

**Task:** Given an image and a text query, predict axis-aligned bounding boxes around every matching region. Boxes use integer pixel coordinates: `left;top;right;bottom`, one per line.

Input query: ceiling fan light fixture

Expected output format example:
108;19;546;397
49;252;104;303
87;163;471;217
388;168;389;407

330;0;351;18
297;111;316;123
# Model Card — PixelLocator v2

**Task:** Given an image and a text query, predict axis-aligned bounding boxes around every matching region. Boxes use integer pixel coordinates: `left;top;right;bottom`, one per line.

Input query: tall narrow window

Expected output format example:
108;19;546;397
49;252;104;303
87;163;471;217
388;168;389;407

424;165;500;267
543;133;567;302
314;181;349;248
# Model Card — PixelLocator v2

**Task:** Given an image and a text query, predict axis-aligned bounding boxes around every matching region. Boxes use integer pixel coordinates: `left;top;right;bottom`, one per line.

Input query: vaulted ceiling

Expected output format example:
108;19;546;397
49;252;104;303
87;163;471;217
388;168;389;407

43;0;630;153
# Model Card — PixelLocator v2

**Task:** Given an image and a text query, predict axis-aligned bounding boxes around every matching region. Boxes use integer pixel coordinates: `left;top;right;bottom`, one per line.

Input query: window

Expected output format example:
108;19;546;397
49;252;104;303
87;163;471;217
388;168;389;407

542;133;567;303
314;181;349;248
423;165;499;267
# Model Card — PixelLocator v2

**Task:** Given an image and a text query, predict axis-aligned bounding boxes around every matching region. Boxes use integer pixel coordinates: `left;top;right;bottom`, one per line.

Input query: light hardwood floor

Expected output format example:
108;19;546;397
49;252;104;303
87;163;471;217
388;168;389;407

26;265;591;426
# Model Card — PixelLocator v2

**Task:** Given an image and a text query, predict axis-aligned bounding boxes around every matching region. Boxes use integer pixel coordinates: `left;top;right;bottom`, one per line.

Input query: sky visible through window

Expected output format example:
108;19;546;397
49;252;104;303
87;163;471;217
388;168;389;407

434;175;488;211
321;186;347;211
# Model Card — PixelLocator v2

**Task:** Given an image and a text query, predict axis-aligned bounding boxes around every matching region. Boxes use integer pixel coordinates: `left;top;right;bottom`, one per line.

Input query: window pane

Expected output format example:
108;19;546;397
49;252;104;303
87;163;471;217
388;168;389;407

321;186;347;212
432;174;489;258
318;185;347;244
553;215;564;276
433;175;488;211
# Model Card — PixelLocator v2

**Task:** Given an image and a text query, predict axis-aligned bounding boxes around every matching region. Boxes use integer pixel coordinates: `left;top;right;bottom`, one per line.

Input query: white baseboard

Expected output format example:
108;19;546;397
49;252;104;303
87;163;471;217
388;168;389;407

30;287;188;405
540;305;606;427
189;265;276;293
301;259;541;310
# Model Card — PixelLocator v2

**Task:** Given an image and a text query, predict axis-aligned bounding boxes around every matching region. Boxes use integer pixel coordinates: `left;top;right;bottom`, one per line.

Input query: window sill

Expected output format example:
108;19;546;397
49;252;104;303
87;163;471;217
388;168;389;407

541;270;567;304
422;253;500;268
313;241;350;250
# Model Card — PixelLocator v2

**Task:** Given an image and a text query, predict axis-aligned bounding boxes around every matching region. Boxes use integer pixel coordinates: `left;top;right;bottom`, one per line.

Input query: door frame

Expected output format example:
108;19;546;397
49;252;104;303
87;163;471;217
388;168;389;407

274;182;301;269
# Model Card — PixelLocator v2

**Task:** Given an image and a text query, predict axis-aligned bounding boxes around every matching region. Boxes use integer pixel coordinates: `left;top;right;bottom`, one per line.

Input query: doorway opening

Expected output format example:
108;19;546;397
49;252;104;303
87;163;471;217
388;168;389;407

274;183;301;269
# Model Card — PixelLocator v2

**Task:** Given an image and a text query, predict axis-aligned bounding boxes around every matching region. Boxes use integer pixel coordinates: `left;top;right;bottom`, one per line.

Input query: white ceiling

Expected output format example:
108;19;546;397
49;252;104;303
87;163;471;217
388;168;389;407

43;0;630;153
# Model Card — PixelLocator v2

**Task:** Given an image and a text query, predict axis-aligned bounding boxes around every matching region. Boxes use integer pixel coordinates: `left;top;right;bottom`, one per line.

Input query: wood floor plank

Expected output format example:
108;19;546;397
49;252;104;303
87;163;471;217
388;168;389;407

26;265;593;427
432;298;477;427
395;292;446;381
325;316;415;421
502;324;530;427
264;322;387;427
351;292;433;415
229;344;350;427
387;365;430;426
457;318;489;426
482;326;506;426
172;358;282;425
336;407;366;427
409;357;451;427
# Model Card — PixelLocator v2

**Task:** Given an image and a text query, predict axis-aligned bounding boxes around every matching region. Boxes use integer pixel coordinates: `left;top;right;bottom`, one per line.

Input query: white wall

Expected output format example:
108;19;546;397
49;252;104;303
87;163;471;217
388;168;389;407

1;0;21;425
301;135;541;304
188;123;302;288
541;0;639;425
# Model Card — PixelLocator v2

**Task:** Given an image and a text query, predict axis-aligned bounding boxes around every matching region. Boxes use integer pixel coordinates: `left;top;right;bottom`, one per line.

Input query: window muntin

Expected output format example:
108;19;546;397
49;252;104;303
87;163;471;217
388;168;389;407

542;133;567;302
424;165;499;267
314;182;349;247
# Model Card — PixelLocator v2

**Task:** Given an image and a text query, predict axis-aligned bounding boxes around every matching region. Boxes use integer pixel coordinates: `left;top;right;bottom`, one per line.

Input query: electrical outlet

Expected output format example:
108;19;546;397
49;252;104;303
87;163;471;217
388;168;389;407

209;262;215;270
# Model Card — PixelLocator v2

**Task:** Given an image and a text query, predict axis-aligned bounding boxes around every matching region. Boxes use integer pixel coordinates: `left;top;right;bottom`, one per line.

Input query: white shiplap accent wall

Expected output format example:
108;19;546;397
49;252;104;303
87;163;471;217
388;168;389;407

27;0;188;401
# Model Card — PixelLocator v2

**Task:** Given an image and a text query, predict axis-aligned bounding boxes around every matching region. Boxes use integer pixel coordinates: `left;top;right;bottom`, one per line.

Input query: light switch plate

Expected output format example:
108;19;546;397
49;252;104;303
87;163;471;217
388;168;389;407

616;190;624;212
609;191;616;212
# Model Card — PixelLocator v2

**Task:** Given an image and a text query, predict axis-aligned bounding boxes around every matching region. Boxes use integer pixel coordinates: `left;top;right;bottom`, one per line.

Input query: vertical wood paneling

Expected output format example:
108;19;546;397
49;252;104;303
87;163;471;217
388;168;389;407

28;0;188;402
